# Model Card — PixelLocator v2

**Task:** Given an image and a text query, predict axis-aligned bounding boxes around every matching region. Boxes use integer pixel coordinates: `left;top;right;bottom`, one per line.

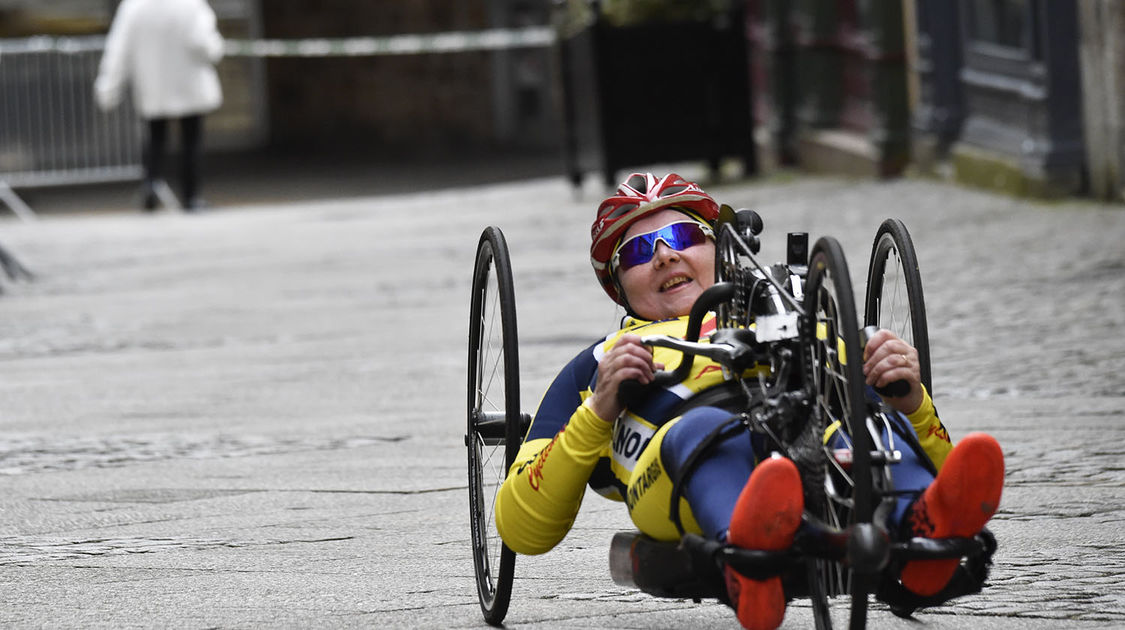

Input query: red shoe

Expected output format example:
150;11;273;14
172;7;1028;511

900;432;1004;596
725;456;803;630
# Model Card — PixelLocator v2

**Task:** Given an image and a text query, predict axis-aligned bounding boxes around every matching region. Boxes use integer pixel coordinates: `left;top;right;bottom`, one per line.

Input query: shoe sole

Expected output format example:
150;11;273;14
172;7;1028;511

727;457;803;630
901;433;1004;596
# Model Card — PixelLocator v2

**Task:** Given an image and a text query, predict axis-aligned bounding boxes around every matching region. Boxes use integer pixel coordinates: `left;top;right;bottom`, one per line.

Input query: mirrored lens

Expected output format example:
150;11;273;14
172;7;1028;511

614;222;711;270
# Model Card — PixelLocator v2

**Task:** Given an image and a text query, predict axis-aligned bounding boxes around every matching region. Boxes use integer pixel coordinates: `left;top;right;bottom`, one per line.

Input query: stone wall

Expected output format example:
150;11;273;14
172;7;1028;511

1078;0;1125;202
261;1;500;154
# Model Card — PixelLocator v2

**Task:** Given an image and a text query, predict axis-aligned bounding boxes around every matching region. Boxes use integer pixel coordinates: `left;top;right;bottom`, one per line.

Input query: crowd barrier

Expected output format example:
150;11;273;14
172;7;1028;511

0;27;555;219
0;36;142;220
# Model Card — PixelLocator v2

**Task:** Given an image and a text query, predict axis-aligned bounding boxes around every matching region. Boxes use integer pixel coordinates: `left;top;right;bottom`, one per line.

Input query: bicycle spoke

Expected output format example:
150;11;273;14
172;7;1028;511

475;293;510;598
478;346;504;412
480;277;504;408
885;249;912;343
891;255;905;335
472;431;506;596
476;279;509;416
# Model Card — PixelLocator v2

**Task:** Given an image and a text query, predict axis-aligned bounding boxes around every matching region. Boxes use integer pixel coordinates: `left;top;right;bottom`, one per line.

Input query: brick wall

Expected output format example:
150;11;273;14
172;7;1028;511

261;0;499;153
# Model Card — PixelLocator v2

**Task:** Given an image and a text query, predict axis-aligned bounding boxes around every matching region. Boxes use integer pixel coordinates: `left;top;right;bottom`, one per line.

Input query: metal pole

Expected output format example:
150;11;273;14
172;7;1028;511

0;182;38;222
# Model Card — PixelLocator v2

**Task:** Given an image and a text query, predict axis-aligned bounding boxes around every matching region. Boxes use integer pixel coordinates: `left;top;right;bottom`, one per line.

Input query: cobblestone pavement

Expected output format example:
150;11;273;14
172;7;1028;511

0;170;1121;628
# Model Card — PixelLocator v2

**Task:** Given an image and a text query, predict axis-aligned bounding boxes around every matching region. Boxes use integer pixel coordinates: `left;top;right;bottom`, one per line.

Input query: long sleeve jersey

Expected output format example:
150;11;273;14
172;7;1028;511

494;314;952;555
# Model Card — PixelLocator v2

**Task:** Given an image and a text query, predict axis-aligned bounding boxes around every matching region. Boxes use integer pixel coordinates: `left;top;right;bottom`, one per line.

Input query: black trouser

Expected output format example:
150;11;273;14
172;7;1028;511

143;115;203;203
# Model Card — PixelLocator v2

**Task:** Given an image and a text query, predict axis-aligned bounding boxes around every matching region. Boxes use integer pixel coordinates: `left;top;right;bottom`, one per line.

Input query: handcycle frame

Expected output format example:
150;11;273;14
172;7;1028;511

466;211;996;629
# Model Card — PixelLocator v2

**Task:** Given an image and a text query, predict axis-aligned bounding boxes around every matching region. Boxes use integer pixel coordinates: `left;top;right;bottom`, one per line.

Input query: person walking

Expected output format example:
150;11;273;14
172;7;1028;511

95;0;224;212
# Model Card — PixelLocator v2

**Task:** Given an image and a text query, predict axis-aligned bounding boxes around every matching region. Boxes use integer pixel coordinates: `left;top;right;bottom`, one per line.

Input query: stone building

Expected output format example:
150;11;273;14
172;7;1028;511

3;0;1122;201
0;0;559;157
748;0;1124;201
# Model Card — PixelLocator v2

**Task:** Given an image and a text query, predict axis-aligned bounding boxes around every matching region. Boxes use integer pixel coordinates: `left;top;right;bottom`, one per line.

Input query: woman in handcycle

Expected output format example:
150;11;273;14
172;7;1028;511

494;172;1005;630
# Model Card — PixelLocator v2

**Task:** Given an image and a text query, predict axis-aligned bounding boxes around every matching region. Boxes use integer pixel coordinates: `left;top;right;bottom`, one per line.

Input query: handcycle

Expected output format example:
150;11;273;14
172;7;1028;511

465;209;996;629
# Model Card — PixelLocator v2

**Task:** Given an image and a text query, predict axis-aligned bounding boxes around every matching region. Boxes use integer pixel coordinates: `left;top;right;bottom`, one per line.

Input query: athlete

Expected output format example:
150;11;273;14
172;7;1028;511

494;173;1005;630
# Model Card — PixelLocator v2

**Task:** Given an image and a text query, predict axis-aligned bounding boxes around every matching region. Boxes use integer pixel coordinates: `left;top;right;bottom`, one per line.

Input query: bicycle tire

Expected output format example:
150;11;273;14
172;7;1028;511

864;219;932;395
466;226;522;626
803;236;872;630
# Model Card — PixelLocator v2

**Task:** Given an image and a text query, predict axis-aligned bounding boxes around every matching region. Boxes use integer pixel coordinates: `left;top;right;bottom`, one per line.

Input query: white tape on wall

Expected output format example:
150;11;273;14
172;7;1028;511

0;26;556;57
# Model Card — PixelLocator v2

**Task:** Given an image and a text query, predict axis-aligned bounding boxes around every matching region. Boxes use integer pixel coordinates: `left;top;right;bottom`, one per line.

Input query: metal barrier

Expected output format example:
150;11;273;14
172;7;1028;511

0;36;144;220
0;27;556;219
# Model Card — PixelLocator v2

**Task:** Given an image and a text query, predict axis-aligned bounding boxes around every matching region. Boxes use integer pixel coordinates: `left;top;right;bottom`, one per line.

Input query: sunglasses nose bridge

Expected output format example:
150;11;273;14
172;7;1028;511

650;238;680;265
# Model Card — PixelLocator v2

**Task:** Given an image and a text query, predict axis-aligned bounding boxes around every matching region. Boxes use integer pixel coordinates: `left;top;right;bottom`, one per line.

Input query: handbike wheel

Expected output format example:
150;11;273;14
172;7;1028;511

803;237;873;630
467;226;522;626
864;219;932;394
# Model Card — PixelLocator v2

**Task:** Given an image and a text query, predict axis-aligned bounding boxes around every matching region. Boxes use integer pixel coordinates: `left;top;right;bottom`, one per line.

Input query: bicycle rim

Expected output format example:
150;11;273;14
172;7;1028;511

803;237;871;630
864;218;931;394
467;226;520;626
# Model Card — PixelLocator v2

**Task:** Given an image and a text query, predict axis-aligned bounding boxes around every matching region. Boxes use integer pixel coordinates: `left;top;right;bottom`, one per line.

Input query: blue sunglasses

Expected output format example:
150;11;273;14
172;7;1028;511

611;220;714;271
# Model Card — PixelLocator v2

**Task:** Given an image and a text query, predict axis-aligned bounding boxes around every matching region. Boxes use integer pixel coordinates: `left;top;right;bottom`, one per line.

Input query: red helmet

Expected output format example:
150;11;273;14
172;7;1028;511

590;173;720;304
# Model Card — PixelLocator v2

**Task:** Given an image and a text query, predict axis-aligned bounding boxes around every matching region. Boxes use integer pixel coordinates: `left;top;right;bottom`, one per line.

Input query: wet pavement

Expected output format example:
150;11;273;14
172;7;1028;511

0;167;1122;628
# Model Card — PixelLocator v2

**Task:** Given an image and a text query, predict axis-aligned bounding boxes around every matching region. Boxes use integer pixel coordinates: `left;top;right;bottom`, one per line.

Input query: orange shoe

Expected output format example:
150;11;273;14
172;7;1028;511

725;456;803;630
900;432;1004;596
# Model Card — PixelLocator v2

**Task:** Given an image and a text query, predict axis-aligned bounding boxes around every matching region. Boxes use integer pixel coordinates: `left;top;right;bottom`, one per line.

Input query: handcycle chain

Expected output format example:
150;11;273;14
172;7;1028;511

721;260;755;329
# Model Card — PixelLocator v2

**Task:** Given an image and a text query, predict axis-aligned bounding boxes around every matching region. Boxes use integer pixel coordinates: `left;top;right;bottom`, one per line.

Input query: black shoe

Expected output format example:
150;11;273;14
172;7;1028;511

183;198;207;213
141;182;158;211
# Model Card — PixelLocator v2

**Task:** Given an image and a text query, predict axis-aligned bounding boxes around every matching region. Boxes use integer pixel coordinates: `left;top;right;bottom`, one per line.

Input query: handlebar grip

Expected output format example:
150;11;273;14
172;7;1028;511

861;325;911;398
616;283;737;410
616;379;647;408
874;379;911;398
616;370;681;409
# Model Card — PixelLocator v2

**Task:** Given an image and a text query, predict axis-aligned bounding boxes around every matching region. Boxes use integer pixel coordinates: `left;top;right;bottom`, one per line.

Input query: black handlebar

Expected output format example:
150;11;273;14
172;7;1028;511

615;294;915;410
860;325;912;398
875;379;912;398
616;283;735;408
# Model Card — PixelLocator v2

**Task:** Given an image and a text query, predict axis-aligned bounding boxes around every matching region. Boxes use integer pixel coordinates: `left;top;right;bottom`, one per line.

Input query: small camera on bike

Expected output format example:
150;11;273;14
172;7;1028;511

786;232;808;268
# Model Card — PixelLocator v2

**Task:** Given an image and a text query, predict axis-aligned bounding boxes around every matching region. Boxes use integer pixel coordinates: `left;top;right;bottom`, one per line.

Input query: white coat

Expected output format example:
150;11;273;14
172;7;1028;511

95;0;224;119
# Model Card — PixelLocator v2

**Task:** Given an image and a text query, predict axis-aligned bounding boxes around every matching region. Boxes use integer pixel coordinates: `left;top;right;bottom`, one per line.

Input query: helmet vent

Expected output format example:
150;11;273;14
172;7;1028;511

626;173;648;193
605;202;639;219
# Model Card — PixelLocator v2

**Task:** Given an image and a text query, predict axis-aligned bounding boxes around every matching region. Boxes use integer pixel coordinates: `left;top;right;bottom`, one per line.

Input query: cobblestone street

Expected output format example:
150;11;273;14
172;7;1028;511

0;170;1121;628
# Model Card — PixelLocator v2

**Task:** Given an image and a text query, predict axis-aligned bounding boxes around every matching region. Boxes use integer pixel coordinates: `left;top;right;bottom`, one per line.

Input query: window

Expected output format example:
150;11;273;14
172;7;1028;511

966;0;1028;49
